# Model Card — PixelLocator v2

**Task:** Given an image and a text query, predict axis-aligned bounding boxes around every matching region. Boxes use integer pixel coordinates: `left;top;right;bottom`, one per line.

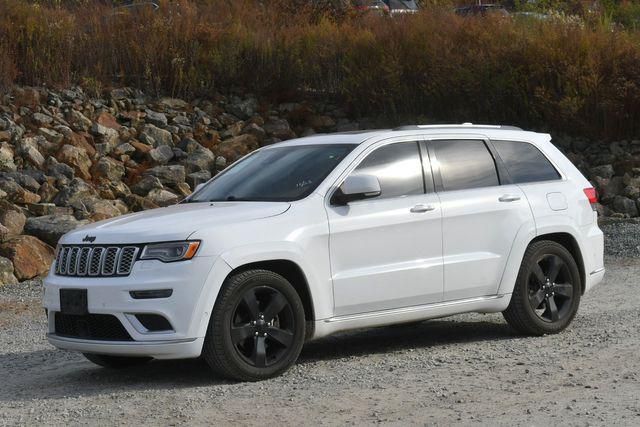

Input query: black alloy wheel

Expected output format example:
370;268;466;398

230;286;295;368
503;240;581;335
527;254;574;323
203;269;306;381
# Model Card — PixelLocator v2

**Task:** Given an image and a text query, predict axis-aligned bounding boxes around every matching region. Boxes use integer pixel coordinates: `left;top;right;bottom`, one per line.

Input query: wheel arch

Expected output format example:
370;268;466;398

224;259;316;339
497;224;586;297
530;232;586;294
229;259;315;320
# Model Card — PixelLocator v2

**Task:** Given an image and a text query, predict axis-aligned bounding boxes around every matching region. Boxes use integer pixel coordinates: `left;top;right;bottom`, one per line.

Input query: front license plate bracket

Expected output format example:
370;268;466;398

59;289;88;315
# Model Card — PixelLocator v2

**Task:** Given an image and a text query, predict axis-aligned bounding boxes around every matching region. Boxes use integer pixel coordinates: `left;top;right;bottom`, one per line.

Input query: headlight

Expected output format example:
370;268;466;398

140;241;200;262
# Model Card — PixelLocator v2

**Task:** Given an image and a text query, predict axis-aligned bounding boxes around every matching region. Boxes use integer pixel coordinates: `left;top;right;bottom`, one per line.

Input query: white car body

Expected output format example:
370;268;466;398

43;124;605;360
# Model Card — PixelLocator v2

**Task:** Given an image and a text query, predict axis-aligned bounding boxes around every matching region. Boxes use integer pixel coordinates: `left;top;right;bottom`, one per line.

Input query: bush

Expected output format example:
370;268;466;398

2;0;640;139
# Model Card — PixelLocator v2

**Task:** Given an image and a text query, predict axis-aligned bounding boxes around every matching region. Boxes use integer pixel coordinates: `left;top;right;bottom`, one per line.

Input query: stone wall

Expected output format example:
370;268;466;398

0;86;637;284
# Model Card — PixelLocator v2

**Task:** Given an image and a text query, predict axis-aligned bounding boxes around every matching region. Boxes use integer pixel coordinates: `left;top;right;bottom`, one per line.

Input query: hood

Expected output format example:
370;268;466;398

60;201;290;245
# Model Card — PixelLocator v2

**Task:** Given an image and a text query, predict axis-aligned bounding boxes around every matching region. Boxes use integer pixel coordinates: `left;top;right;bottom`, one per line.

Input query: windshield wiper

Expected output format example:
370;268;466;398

203;196;245;202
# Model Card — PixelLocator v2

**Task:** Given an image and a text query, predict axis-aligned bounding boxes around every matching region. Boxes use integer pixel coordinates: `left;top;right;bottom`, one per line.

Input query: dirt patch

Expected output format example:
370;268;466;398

0;258;638;425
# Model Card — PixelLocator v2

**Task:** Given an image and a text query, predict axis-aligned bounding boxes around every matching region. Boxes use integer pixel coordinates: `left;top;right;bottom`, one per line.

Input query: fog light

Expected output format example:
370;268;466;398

135;314;173;332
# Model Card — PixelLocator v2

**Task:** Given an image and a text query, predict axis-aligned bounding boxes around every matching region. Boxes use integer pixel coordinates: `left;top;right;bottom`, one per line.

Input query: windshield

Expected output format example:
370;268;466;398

188;144;356;202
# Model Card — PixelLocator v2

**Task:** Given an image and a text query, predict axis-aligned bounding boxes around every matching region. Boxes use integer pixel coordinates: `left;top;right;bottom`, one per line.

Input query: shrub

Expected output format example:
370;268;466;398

1;0;640;139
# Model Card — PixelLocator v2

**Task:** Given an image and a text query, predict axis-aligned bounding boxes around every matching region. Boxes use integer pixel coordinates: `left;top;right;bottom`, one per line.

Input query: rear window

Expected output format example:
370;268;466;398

492;140;561;184
431;140;499;191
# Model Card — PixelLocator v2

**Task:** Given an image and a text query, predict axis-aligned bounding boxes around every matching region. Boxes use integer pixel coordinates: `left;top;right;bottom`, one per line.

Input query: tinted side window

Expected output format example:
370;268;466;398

352;142;424;199
431;140;499;191
493;140;561;184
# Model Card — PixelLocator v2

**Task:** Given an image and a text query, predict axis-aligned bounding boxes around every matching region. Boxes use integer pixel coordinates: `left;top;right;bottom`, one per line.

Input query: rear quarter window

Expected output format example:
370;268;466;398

492;140;561;184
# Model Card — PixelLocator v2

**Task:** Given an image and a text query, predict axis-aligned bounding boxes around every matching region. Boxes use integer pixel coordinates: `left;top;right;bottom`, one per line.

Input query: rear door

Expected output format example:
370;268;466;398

491;139;568;220
427;138;533;301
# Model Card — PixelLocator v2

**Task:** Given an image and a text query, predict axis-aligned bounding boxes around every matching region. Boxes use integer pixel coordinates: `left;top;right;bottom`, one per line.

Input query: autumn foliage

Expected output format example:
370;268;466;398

2;0;640;138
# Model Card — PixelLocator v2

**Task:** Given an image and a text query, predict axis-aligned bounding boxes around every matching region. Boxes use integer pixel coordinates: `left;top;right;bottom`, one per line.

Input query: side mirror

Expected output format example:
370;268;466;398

194;183;206;193
331;174;381;205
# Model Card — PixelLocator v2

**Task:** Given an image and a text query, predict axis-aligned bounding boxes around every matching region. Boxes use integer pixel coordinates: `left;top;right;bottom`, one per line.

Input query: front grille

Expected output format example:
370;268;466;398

54;312;133;341
89;247;104;276
55;245;139;277
77;247;90;275
102;247;119;275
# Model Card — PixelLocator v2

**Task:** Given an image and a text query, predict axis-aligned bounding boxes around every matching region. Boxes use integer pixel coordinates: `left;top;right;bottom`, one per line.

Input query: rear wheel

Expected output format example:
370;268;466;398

202;269;306;381
83;353;152;368
503;240;581;335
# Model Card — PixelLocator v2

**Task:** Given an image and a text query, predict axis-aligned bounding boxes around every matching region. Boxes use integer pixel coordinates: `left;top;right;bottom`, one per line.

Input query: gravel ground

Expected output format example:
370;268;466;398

1;223;639;426
600;218;640;259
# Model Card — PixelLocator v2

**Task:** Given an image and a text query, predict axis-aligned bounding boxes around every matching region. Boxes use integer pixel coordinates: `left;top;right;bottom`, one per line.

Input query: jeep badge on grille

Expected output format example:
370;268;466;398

82;235;96;243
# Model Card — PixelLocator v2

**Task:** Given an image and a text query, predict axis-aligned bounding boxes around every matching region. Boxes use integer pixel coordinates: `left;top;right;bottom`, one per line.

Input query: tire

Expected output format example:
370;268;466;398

202;269;306;381
83;353;152;368
503;240;581;336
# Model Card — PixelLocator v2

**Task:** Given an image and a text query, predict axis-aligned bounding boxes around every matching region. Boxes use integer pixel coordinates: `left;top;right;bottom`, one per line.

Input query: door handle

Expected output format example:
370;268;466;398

499;194;521;202
410;204;436;213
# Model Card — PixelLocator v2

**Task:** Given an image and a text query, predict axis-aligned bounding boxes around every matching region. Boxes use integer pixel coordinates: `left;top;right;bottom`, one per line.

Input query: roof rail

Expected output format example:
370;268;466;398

393;123;523;131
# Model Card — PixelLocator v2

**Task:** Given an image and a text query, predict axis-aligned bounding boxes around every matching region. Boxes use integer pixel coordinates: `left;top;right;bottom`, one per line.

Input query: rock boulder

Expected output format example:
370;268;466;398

56;144;92;181
24;215;90;247
0;256;17;285
0;201;27;242
0;235;54;280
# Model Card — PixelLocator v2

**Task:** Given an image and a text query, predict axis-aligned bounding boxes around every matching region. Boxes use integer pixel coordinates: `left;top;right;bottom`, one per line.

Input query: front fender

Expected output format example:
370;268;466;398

219;242;333;321
190;256;233;338
220;241;308;270
190;245;328;340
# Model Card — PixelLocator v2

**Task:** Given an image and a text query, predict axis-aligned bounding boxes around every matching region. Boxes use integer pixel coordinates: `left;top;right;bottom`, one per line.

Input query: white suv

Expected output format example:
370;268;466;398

44;124;605;381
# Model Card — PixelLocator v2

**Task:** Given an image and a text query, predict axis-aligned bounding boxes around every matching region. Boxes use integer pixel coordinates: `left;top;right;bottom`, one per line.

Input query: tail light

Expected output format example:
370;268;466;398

583;187;598;211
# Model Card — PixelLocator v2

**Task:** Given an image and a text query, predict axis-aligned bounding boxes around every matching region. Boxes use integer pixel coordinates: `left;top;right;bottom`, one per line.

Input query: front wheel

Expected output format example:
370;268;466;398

503;240;581;335
202;269;306;381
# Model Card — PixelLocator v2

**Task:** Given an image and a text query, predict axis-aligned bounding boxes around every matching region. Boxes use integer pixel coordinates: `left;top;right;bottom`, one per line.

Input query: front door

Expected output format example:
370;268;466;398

326;140;443;316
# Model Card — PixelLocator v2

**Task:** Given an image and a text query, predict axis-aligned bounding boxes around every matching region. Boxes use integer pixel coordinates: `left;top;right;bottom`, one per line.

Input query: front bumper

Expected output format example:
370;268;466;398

43;255;232;359
47;335;205;359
